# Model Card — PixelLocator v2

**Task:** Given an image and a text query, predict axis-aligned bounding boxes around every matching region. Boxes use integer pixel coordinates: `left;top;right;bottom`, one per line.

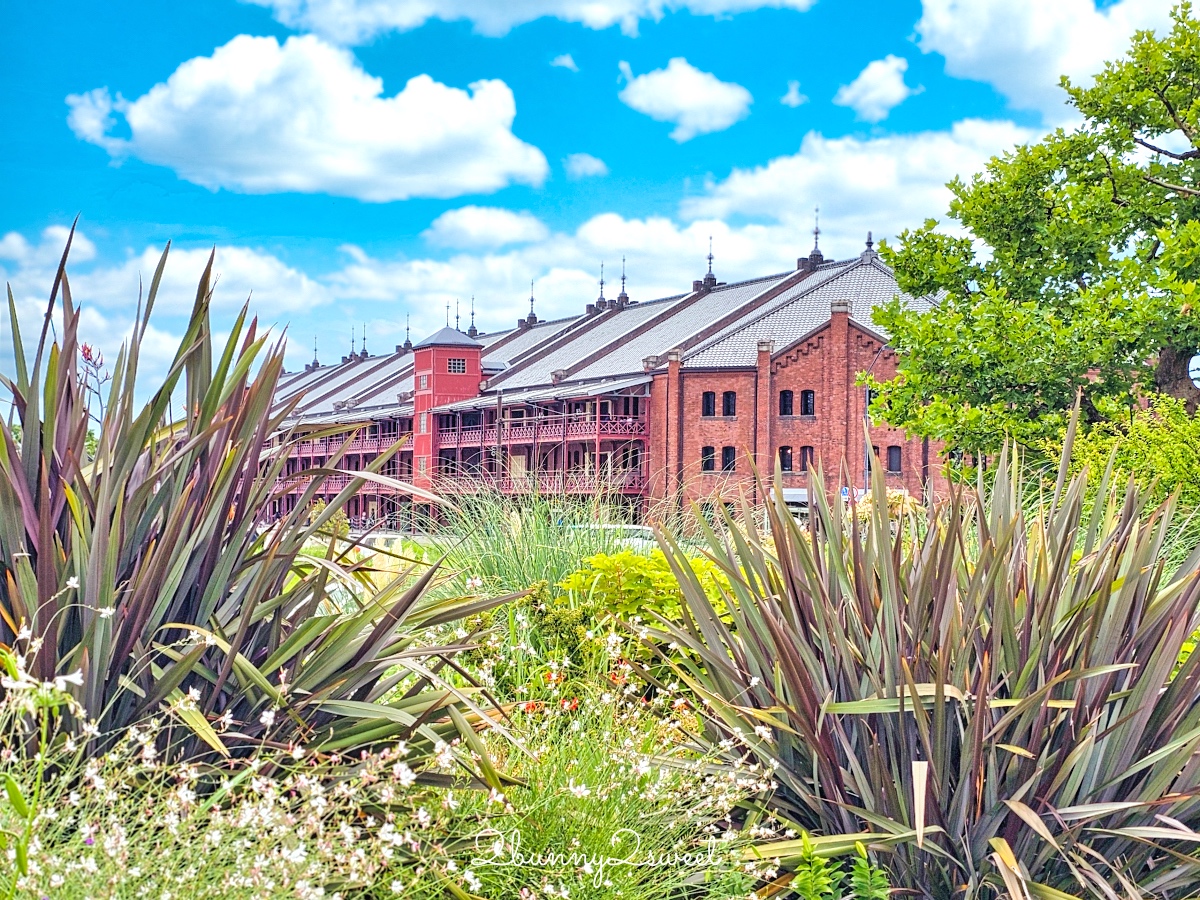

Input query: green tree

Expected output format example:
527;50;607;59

867;3;1200;453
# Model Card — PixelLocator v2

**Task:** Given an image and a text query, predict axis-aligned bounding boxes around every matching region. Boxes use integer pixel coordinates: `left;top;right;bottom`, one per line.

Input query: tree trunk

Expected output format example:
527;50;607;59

1155;345;1200;414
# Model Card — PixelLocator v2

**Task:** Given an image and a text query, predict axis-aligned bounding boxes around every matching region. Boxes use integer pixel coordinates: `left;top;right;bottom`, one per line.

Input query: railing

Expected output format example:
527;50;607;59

279;471;411;495
286;434;410;456
435;469;647;495
436;419;648;448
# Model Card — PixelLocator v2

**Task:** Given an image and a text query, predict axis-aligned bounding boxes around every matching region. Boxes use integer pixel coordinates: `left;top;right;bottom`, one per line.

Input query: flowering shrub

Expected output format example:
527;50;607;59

558;549;731;620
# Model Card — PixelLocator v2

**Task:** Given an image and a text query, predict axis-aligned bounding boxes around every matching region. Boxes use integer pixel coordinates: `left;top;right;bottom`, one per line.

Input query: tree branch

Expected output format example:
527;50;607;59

1143;173;1200;196
1134;136;1200;160
1150;86;1200;143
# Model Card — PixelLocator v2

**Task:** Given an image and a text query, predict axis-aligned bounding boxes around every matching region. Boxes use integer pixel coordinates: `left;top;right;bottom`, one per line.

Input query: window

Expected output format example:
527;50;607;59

722;391;737;417
721;446;736;472
701;446;715;472
419;374;429;390
418;457;427;476
779;446;793;472
701;391;716;417
447;358;466;374
868;445;880;472
418;412;427;434
887;445;902;474
800;390;815;417
779;390;794;416
799;446;815;472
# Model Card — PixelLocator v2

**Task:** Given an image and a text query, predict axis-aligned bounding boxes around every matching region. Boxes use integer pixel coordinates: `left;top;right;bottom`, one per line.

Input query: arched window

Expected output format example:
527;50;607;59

721;446;736;472
800;390;816;417
799;446;815;472
779;446;793;472
701;391;716;417
701;446;715;472
887;445;902;473
722;391;737;416
779;390;794;416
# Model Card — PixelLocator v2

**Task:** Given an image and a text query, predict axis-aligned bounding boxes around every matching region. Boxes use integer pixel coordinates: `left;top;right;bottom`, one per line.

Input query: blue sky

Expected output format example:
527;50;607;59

0;0;1174;378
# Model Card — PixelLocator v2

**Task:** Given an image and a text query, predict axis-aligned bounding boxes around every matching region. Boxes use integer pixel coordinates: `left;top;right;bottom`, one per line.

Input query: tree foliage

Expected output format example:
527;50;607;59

868;3;1200;452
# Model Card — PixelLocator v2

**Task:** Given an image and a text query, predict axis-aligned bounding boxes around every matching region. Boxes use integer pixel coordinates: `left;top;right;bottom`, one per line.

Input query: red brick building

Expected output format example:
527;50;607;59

272;236;943;526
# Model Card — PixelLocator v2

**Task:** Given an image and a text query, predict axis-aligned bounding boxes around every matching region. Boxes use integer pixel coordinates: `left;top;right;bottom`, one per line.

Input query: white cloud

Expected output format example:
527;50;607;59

0;227;333;390
781;80;808;108
423;207;550;249
617;58;752;142
551;53;579;71
682;118;1035;246
916;0;1174;120
564;153;609;178
66;34;548;202
833;55;918;122
249;0;816;43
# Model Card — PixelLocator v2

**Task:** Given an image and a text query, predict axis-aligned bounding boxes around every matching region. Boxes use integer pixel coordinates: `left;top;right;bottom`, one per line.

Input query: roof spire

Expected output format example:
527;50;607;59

703;236;717;288
445;301;450;328
808;205;825;266
621;257;627;294
351;325;356;356
468;296;478;338
403;313;412;351
526;279;538;325
361;322;367;357
455;298;460;331
313;335;319;365
597;261;607;309
617;255;628;306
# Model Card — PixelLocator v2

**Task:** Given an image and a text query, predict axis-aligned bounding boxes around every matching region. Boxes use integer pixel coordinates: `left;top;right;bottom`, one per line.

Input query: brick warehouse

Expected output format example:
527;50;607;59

271;234;945;527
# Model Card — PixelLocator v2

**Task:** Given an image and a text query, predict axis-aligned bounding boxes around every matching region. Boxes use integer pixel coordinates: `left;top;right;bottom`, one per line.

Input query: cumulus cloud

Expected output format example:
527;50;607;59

916;0;1174;120
422;207;550;249
781;80;808;108
833;55;918;122
682;118;1035;245
249;0;816;43
550;53;579;71
66;34;548;202
0;226;333;389
617;58;752;142
564;153;609;178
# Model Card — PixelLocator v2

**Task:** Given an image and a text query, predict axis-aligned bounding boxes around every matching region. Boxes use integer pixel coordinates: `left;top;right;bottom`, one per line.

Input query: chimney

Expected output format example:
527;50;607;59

586;303;597;315
692;280;704;292
551;369;567;385
642;355;659;372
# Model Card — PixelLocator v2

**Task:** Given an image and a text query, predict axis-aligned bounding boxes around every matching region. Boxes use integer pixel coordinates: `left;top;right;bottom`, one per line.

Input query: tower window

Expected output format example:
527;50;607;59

701;391;716;417
887;445;902;474
800;390;815;416
722;391;737;416
701;446;715;472
779;390;794;416
447;358;466;374
799;446;815;472
779;446;793;472
419;374;429;390
721;446;736;472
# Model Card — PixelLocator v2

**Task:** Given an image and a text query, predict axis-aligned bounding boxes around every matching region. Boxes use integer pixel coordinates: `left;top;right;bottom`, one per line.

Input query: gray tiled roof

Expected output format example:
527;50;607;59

486;297;682;390
683;256;931;368
570;273;794;382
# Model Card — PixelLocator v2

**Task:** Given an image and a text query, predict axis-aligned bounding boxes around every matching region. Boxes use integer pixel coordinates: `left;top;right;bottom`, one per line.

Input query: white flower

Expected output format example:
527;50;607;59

53;671;84;691
98;606;116;619
66;576;79;590
259;709;276;728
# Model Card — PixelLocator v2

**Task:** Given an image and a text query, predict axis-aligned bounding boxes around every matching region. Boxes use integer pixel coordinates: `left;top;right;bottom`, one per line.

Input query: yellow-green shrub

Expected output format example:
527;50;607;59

558;549;730;620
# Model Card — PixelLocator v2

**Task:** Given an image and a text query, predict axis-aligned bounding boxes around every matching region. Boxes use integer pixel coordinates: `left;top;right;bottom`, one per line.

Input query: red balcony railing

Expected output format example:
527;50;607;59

436;419;647;448
435;469;647;495
286;434;411;456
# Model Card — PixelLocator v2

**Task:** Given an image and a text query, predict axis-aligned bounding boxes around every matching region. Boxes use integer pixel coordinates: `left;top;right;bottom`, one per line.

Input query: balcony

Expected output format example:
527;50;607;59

436;469;647;495
436;418;648;448
278;471;411;496
287;433;411;456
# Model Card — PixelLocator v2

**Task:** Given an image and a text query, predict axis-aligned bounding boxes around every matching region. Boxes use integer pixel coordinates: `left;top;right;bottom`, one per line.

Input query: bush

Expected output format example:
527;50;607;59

0;235;510;767
648;439;1200;899
558;549;731;620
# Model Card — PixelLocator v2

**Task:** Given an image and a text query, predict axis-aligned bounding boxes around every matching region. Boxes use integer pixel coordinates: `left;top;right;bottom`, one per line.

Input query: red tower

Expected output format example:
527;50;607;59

411;327;484;492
